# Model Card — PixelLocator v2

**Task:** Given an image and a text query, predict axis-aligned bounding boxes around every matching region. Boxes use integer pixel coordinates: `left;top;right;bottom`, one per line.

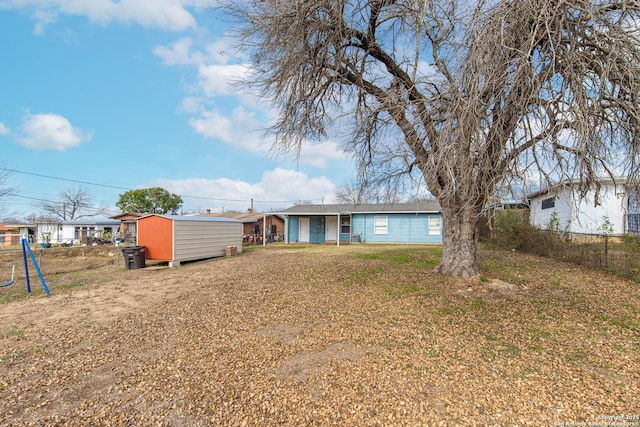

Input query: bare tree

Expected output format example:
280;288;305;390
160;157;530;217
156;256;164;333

25;213;58;224
225;0;640;277
334;182;367;204
334;179;402;204
0;169;13;197
0;168;17;216
42;186;106;221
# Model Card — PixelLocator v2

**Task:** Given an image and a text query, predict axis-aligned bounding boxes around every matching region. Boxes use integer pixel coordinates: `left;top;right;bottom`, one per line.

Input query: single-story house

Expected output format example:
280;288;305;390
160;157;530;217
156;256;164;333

197;211;285;243
279;201;443;245
527;177;640;235
2;221;62;245
61;217;121;245
1;218;121;246
37;222;63;245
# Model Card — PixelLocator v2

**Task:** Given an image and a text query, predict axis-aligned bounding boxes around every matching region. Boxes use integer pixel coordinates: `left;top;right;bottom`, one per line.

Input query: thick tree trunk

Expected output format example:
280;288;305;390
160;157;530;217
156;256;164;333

435;203;481;278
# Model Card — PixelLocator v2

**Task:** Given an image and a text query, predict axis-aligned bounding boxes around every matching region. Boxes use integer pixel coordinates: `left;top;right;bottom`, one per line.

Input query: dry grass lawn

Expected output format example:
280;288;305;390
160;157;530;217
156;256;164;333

0;244;638;426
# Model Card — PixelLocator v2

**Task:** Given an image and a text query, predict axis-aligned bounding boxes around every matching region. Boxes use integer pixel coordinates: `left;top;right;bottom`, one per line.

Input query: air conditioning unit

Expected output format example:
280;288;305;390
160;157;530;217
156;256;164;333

351;234;361;243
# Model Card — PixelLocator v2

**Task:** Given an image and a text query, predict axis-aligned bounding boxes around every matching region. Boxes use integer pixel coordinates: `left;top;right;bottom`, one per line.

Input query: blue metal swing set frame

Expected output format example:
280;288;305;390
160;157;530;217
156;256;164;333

0;238;50;296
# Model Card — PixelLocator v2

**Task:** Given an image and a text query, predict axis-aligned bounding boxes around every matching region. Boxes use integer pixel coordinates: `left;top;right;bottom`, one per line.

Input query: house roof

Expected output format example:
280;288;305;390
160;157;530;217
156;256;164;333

62;217;121;226
526;176;630;200
110;212;146;220
196;212;284;223
279;201;441;215
1;223;30;229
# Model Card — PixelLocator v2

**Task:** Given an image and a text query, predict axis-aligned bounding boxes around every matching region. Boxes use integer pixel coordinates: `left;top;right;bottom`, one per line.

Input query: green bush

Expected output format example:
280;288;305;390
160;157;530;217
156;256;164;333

487;210;565;256
487;211;640;281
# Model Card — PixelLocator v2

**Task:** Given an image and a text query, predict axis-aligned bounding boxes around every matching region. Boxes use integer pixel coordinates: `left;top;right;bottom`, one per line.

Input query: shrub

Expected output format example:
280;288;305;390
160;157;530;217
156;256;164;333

487;212;640;281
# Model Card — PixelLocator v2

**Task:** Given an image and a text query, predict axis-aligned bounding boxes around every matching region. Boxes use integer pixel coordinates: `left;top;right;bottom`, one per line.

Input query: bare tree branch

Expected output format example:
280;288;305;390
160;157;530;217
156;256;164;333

223;0;640;277
42;186;106;221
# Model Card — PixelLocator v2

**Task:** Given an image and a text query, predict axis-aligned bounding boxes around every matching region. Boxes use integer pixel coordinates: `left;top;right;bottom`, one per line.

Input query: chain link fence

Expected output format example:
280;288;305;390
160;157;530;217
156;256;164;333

484;209;640;281
0;243;128;288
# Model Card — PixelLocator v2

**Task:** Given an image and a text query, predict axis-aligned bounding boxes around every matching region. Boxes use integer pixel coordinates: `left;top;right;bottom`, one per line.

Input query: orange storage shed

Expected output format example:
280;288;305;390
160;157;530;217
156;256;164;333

137;214;242;267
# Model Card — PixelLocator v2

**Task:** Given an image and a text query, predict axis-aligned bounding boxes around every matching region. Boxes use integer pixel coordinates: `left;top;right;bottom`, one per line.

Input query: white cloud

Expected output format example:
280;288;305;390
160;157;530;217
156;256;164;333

4;0;205;33
189;106;265;151
189;106;351;168
153;38;202;66
32;9;56;35
19;113;92;151
259;168;337;204
197;63;250;96
299;140;352;168
153;37;233;67
178;96;203;114
202;37;237;65
154;36;253;102
153;28;351;170
0;123;9;135
154;30;245;63
146;168;337;212
189;108;234;142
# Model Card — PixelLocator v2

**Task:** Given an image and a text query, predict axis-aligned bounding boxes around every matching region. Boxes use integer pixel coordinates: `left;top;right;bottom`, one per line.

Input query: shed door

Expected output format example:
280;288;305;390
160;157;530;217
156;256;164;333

299;218;310;242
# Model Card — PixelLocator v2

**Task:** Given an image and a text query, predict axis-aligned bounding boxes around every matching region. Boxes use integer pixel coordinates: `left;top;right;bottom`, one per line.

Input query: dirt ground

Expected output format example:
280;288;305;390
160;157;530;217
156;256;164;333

0;244;638;426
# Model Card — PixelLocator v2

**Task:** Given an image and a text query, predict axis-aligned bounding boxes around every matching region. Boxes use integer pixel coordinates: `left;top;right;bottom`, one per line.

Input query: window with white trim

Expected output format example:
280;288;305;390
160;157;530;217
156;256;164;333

374;216;388;235
541;197;555;209
340;215;351;234
428;216;441;235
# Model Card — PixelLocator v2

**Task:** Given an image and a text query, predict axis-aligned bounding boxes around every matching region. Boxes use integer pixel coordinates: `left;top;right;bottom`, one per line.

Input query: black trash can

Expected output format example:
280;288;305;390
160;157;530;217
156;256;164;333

121;246;146;270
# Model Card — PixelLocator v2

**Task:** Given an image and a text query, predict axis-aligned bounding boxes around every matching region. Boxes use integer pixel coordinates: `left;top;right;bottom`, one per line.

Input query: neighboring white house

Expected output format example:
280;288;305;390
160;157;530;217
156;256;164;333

528;178;640;235
12;218;122;246
36;222;63;244
60;218;121;245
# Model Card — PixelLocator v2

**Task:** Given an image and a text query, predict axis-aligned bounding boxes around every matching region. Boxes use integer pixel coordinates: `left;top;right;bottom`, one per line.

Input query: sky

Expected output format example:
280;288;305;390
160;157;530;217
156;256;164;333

0;0;358;220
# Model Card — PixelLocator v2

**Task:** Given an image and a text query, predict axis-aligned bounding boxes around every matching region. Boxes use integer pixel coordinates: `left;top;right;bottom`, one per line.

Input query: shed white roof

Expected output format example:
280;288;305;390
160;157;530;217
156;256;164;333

137;214;240;223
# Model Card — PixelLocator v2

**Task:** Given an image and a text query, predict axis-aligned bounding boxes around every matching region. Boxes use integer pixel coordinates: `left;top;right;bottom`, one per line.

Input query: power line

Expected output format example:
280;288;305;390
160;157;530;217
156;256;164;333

1;167;130;191
6;193;121;216
0;167;317;204
7;192;55;204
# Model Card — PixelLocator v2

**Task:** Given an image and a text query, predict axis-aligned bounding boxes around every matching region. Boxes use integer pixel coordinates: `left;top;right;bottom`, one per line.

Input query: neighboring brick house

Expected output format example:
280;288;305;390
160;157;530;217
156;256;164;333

0;223;25;248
